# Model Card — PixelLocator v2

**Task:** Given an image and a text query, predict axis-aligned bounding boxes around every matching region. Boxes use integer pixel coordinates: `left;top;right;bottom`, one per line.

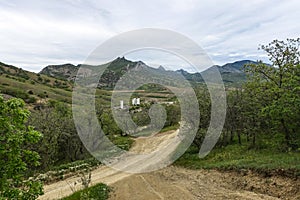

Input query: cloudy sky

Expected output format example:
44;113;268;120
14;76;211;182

0;0;299;72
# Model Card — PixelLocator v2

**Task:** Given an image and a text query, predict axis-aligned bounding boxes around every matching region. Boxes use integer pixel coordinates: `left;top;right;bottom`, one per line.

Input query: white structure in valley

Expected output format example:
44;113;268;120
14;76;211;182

120;100;124;109
132;98;140;106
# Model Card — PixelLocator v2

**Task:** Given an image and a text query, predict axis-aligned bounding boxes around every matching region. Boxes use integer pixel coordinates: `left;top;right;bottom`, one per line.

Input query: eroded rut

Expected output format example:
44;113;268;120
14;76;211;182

39;130;299;200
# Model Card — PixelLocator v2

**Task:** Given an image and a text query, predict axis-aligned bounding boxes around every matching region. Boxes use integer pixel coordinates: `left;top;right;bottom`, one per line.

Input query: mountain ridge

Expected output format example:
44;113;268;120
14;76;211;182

39;58;260;87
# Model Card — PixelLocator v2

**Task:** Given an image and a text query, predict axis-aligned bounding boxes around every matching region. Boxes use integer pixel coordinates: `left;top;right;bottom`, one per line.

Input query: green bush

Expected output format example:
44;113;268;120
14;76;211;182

0;96;43;199
62;183;110;200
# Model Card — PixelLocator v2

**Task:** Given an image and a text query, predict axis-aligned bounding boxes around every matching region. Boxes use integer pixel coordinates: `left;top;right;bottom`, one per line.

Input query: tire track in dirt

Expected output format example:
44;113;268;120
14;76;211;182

139;175;164;199
109;167;281;200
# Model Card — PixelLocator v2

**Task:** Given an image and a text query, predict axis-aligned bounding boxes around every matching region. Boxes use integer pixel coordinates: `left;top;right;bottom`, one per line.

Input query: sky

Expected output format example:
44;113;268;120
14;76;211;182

0;0;299;72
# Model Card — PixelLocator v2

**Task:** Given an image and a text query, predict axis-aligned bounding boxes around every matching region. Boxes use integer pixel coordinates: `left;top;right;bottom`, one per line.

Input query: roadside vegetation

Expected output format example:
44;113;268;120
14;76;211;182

177;38;300;177
0;96;43;199
176;143;300;177
62;183;110;200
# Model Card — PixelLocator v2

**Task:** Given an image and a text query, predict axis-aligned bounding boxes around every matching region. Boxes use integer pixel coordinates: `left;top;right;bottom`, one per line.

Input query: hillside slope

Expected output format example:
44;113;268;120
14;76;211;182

0;62;73;104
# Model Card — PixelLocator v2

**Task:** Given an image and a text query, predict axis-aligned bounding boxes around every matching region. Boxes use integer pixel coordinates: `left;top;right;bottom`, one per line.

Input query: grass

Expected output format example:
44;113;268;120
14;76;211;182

111;135;135;151
61;183;110;200
0;75;115;106
50;158;101;172
159;124;180;133
0;75;72;103
175;143;300;177
131;128;154;137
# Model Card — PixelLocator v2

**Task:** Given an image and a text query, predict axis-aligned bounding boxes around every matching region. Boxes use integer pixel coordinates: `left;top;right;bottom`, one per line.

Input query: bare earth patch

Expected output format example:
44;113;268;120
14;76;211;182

109;166;299;200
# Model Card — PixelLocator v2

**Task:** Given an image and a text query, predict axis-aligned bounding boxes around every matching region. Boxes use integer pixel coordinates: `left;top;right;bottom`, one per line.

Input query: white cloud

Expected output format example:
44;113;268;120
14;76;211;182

0;0;299;71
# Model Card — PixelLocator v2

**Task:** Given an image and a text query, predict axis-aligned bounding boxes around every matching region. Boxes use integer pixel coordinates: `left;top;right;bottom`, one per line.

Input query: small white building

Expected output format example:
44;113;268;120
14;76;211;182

132;98;141;106
132;98;137;105
120;100;124;109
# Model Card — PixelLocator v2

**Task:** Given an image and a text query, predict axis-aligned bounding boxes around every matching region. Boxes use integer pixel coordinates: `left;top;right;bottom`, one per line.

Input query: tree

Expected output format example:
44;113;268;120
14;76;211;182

164;104;180;128
193;86;211;150
30;101;89;168
224;89;243;145
29;104;61;169
244;38;300;150
0;96;43;199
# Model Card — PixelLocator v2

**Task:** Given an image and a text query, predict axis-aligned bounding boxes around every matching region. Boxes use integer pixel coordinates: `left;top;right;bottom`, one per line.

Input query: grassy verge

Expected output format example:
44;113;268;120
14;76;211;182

61;183;110;200
175;144;300;177
159;124;180;133
111;135;135;151
50;158;101;172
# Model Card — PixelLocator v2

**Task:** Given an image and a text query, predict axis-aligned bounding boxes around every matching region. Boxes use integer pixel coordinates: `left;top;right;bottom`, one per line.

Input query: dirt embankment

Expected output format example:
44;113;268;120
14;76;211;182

39;130;300;200
110;166;299;200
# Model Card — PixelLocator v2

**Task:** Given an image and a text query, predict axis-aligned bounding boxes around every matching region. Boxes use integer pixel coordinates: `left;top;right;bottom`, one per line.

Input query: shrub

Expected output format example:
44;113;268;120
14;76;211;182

62;183;110;200
0;96;43;199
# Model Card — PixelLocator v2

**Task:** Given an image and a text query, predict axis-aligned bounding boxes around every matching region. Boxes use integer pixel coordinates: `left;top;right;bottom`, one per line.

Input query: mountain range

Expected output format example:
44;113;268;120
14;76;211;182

40;57;259;88
0;57;260;104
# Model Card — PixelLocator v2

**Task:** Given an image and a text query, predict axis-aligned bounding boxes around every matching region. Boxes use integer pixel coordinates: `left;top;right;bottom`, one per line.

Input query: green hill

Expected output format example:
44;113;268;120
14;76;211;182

0;62;73;104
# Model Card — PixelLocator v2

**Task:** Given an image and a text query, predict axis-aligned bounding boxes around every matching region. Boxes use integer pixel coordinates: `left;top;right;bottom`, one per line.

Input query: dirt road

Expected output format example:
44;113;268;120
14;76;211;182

39;130;179;199
39;130;299;200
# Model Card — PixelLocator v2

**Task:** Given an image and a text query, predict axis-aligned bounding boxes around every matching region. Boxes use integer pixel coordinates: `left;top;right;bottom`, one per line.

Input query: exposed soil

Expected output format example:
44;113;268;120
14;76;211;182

39;130;300;200
110;166;299;200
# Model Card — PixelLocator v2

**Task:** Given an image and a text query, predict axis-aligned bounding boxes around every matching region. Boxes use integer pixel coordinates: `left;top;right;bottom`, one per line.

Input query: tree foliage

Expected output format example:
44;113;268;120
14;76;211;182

221;38;300;151
0;96;43;199
29;101;90;169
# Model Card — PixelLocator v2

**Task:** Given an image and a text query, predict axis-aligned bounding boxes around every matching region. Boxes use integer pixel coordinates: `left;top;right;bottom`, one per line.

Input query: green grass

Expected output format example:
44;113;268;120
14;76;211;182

0;75;116;106
111;135;135;151
144;95;167;99
175;144;300;177
131;128;154;137
159;124;180;133
0;76;72;103
50;158;101;172
61;183;110;200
